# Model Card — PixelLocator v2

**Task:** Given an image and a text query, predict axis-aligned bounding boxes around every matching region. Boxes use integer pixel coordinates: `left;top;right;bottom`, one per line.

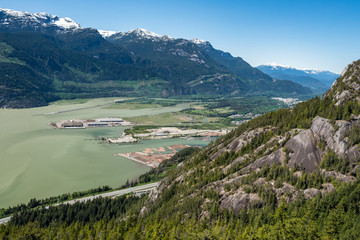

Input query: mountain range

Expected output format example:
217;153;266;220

257;63;339;93
2;59;360;238
0;8;312;108
0;8;359;239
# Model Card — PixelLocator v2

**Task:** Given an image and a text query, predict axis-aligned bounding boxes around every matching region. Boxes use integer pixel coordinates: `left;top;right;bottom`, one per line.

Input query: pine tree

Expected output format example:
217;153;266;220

324;204;345;239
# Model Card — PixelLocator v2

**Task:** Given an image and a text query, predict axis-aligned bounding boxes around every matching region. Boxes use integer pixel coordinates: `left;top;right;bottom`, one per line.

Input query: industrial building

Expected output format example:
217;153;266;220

87;122;109;127
53;117;130;129
62;122;84;128
97;118;124;123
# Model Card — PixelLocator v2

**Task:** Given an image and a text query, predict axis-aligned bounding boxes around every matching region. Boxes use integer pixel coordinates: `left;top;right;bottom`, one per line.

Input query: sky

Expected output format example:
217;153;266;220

1;0;360;73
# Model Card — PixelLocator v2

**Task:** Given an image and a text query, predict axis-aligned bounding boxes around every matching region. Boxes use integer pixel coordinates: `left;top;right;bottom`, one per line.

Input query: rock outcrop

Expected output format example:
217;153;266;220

219;188;262;214
284;116;359;172
311;116;350;156
209;112;359;213
240;149;284;174
286;129;321;172
325;60;360;105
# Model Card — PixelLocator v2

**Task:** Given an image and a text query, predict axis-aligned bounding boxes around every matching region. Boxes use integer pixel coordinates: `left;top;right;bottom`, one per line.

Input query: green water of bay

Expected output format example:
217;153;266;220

0;98;206;208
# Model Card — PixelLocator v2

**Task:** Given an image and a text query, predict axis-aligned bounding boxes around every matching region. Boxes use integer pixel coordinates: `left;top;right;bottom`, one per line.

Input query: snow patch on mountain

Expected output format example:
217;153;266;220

131;28;163;38
33;12;52;19
261;63;332;74
264;63;292;69
111;28;174;42
190;38;208;45
98;30;119;38
0;8;81;30
0;8;27;18
53;17;80;29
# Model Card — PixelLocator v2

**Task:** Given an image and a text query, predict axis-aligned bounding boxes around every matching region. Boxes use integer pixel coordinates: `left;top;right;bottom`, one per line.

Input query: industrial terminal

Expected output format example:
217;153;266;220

50;118;133;129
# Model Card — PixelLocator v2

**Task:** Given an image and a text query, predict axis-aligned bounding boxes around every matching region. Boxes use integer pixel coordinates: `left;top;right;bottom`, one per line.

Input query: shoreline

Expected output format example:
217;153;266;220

116;153;161;168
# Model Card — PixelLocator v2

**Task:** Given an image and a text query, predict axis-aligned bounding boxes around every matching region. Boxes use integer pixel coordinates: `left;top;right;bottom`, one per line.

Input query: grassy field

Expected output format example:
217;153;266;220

120;96;299;135
181;96;288;117
104;98;191;110
124;112;190;125
105;102;161;110
124;112;219;125
50;99;91;105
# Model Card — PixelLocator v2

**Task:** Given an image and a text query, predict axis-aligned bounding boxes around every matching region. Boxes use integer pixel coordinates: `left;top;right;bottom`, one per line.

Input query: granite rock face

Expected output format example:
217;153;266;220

219;188;262;214
240;149;284;174
285;129;322;172
219;115;359;175
310;116;350;156
285;116;359;172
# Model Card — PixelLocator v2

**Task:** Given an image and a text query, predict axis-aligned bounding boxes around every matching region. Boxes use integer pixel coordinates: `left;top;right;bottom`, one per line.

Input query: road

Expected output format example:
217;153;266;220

54;182;159;205
0;182;159;225
0;216;11;225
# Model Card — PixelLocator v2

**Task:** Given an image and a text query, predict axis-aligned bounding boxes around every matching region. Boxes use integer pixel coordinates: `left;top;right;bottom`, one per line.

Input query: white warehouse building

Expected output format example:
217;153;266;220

96;118;124;123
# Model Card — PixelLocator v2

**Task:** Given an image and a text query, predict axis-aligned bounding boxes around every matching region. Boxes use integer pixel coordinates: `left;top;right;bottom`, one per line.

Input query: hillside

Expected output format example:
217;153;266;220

1;61;359;238
0;8;311;108
257;64;339;93
106;29;311;97
0;32;144;108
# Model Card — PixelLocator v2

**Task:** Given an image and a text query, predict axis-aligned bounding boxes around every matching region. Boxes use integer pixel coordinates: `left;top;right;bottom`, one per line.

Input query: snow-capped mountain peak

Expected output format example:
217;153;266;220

190;38;208;45
0;8;28;18
98;30;119;38
257;63;340;91
106;28;174;41
128;28;173;40
53;17;80;29
263;63;291;69
0;8;81;30
131;28;162;38
260;63;334;74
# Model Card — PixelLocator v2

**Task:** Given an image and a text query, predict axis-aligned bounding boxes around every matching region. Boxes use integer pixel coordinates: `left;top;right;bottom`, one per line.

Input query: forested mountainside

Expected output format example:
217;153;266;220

0;32;142;108
0;8;311;108
1;61;359;239
106;29;311;97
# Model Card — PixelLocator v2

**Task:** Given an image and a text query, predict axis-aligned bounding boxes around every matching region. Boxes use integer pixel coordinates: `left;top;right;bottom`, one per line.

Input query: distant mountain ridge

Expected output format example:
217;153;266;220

257;63;339;93
104;28;311;96
191;41;307;93
0;8;311;108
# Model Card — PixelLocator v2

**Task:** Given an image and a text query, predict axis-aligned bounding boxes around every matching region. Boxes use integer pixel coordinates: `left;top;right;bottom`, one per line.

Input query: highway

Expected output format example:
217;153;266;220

0;216;11;225
0;182;159;225
54;182;159;205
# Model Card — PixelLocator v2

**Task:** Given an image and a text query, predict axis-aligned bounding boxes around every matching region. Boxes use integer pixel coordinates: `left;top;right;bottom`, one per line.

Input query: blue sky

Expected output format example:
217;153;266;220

1;0;360;73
